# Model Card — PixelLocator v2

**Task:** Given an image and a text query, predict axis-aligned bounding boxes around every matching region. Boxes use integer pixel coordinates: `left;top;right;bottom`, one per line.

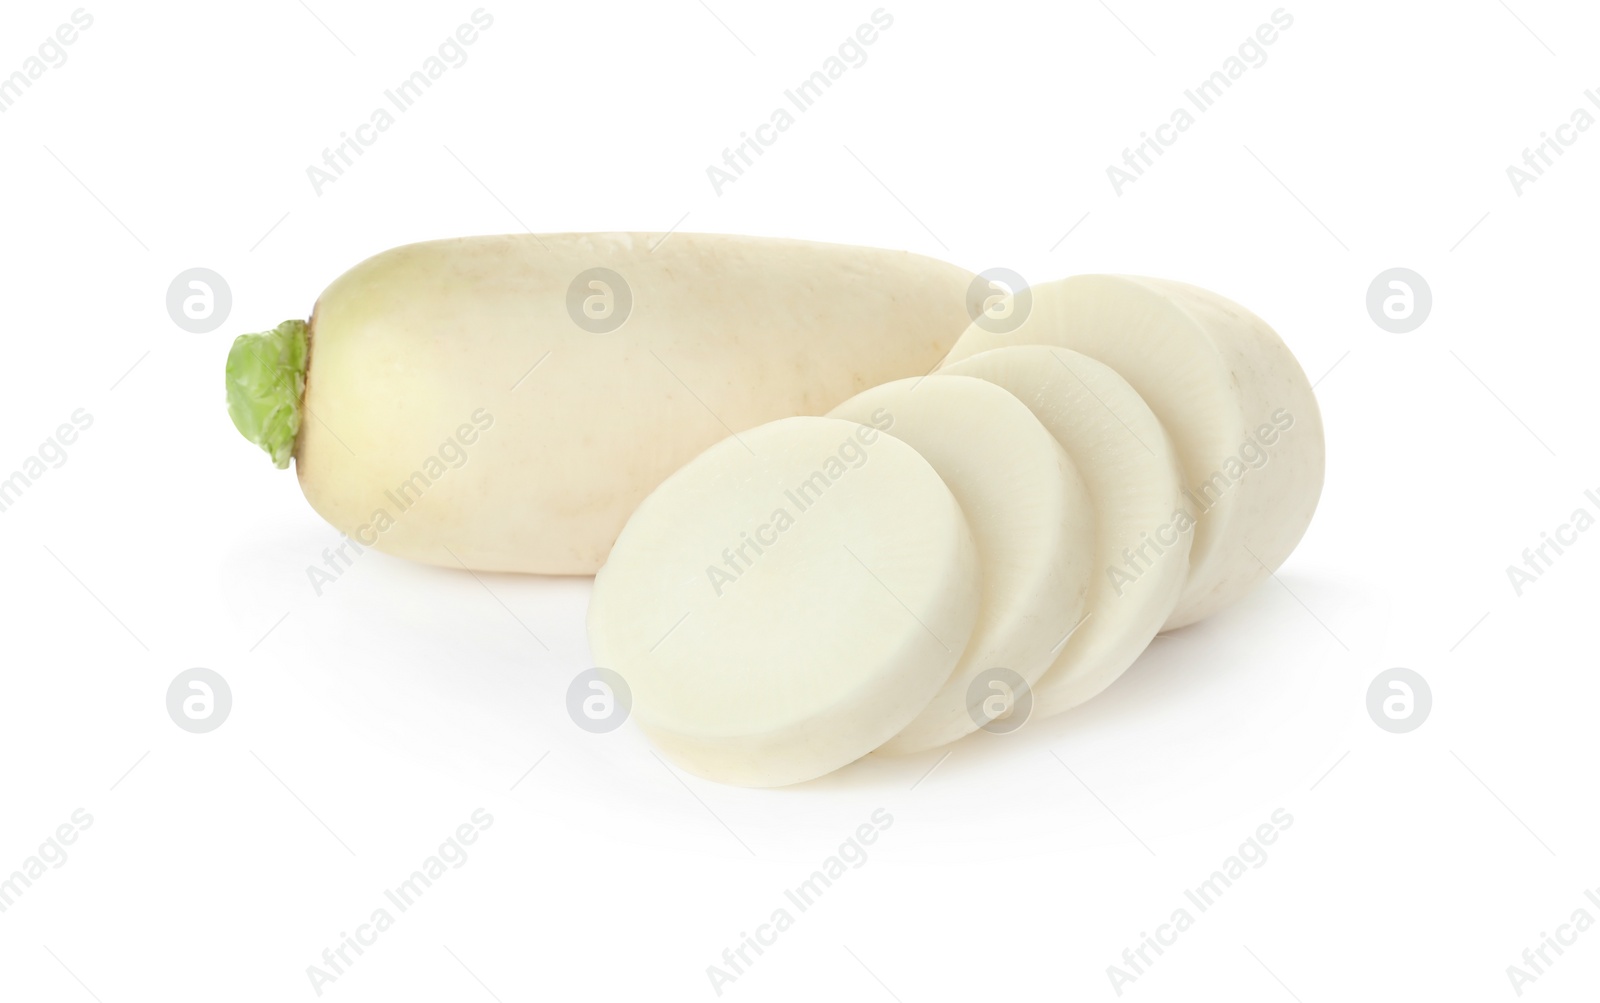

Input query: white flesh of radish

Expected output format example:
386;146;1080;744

827;376;1095;753
942;347;1190;718
942;275;1325;628
587;416;980;787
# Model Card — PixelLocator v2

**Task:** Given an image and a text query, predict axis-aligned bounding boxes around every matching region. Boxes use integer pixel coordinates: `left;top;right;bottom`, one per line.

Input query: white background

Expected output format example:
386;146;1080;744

1;1;1596;1000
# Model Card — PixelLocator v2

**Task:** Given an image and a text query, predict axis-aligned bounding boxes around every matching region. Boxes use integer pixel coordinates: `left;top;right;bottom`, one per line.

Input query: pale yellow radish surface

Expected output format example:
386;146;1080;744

942;275;1323;628
943;347;1189;718
828;376;1095;753
287;233;974;574
588;417;980;788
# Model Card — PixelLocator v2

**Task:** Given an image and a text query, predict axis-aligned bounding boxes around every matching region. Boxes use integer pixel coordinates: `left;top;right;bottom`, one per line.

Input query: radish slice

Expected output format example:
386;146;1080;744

942;347;1189;718
587;416;980;787
827;375;1095;753
942;275;1324;628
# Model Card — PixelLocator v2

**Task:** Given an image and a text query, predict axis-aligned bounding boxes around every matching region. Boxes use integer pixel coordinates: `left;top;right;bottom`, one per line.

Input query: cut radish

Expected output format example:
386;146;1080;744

587;416;980;787
942;275;1325;628
828;375;1096;753
942;347;1189;718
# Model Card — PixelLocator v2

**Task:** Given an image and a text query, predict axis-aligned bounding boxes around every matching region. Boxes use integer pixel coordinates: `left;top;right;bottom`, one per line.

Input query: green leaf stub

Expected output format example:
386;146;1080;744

225;319;309;469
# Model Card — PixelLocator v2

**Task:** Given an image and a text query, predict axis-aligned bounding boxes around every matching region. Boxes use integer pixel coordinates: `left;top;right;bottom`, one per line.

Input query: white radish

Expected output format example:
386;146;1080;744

224;233;975;574
942;275;1324;628
587;416;980;788
942;346;1189;718
827;376;1095;753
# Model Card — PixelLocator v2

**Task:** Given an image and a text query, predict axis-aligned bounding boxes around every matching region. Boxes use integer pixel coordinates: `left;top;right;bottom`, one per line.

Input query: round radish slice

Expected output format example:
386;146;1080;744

827;375;1095;753
943;346;1189;718
942;275;1324;628
587;415;980;787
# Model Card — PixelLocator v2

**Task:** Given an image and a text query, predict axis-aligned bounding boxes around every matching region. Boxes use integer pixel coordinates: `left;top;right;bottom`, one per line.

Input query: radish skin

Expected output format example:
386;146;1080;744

225;233;975;574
